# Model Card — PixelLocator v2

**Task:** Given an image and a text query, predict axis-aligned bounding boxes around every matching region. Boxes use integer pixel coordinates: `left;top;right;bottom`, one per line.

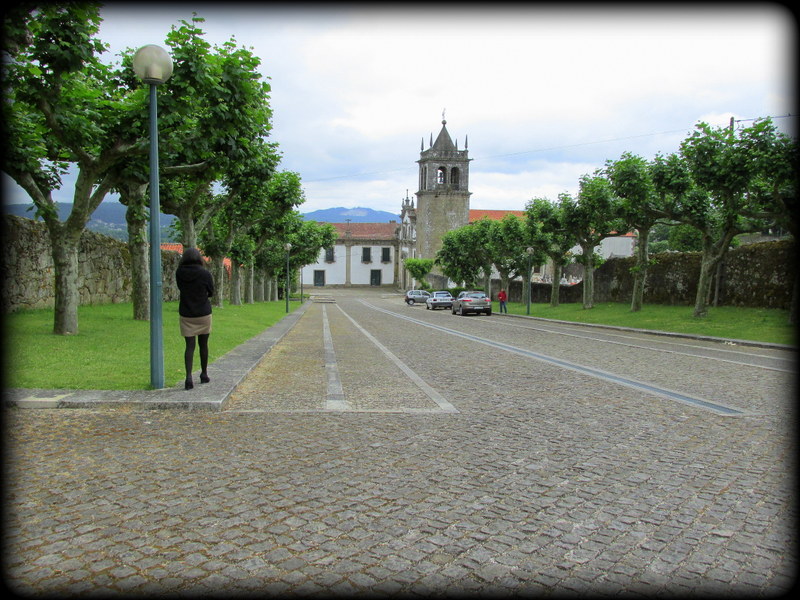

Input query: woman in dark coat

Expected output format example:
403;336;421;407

175;248;214;390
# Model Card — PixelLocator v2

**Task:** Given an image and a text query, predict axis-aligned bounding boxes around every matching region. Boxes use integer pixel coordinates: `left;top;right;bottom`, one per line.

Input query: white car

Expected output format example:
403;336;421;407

425;291;454;310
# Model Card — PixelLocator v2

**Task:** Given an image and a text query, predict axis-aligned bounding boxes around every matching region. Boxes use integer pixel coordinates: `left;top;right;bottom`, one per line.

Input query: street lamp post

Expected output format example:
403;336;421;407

284;243;292;313
526;247;534;316
133;44;173;389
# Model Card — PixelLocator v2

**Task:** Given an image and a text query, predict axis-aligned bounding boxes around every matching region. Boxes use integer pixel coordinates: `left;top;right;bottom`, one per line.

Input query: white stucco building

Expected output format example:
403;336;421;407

301;222;401;288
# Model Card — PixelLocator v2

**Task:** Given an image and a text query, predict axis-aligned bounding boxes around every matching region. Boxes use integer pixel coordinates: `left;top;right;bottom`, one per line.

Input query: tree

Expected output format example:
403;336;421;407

2;3;143;334
524;196;576;307
403;258;435;290
243;173;311;300
673;119;786;317
156;16;276;250
605;153;666;312
434;223;492;289
485;214;544;303
284;219;337;298
563;174;625;309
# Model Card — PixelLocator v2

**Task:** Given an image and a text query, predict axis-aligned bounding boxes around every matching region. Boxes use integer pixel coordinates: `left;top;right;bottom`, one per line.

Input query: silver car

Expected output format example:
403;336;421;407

451;291;492;316
405;289;431;305
425;291;454;310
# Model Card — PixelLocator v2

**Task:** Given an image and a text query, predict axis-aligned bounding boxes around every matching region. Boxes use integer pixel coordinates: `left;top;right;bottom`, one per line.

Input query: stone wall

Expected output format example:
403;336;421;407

3;214;795;313
504;239;795;309
2;214;182;313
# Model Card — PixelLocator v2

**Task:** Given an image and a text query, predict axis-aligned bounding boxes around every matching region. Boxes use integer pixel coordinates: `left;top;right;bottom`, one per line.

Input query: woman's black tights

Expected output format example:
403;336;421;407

184;334;210;389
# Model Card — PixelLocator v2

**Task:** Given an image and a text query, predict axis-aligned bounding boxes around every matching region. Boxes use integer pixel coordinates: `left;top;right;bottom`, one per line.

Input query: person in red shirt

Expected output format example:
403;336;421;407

498;289;508;313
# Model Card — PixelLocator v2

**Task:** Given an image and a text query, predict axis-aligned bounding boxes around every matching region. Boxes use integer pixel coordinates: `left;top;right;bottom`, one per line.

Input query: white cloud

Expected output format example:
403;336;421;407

7;4;794;220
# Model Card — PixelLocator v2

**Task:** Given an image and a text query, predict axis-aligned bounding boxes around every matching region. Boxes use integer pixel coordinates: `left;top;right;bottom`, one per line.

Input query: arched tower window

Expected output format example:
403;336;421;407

436;167;446;185
450;167;460;189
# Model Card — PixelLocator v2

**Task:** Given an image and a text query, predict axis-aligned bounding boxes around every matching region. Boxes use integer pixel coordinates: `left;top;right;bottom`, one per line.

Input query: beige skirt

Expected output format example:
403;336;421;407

180;314;212;337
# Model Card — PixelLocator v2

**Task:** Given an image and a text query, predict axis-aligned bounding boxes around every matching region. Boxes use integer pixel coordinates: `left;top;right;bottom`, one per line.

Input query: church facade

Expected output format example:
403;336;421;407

302;118;469;290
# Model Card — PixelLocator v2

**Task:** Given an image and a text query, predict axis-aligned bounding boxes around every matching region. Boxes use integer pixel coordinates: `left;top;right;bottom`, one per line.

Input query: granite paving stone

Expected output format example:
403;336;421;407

3;289;795;597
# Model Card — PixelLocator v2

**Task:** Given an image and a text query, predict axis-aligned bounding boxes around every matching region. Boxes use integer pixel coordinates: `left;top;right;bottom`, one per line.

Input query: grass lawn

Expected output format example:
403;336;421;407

505;301;796;346
5;301;297;391
4;299;795;391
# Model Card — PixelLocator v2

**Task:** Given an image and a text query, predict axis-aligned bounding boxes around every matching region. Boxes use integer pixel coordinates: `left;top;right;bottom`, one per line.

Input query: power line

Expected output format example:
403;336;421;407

302;114;796;184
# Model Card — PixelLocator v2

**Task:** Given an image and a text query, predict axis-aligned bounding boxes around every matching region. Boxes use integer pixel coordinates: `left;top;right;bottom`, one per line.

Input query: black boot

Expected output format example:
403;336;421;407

185;377;194;390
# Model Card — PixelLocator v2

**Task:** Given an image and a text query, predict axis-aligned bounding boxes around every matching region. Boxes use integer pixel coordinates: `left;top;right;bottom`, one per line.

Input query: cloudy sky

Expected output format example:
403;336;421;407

5;4;796;217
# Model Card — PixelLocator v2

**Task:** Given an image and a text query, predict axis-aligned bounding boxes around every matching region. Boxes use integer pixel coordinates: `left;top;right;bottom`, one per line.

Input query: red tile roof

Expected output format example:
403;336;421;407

161;243;232;273
468;210;636;237
329;222;399;240
469;209;526;222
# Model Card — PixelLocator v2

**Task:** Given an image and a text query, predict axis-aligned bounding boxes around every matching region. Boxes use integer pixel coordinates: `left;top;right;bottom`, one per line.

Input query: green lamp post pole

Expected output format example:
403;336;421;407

526;247;534;316
284;243;292;313
133;45;173;389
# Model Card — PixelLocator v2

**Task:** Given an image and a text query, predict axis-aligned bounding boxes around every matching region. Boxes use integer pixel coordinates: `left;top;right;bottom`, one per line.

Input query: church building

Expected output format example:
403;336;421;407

302;117;469;290
301;117;634;290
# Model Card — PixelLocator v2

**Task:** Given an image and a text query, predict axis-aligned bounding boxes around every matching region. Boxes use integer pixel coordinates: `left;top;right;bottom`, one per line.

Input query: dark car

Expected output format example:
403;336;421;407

451;291;492;316
404;289;431;305
425;291;454;310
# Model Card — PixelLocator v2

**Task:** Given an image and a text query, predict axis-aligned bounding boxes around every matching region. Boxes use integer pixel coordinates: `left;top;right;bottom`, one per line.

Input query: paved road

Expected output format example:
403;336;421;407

3;288;796;597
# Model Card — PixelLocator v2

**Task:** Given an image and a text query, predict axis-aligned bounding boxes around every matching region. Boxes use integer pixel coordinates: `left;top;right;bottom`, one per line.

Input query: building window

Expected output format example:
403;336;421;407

436;167;446;185
450;167;460;189
362;247;371;263
381;247;391;263
325;247;335;262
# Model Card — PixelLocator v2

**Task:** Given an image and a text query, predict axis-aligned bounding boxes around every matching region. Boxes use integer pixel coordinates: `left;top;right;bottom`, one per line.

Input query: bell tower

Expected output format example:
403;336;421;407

415;116;471;261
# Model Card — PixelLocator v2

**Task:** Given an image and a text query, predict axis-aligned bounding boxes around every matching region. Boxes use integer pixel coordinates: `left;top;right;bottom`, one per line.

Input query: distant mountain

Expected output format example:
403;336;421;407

302;206;400;223
2;202;400;240
2;202;177;242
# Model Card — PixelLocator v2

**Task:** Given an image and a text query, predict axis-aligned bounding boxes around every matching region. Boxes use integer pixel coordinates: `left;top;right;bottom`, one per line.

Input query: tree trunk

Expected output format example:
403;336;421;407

580;242;595;310
254;269;265;302
43;168;112;334
49;230;82;335
693;232;735;318
694;253;717;318
244;264;254;303
630;226;650;313
123;186;150;321
550;262;561;307
583;261;595;309
209;257;225;307
230;263;242;305
179;205;197;249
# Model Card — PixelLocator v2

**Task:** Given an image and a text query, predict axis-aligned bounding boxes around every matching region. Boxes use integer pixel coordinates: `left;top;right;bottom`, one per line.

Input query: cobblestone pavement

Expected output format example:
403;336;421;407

3;289;796;597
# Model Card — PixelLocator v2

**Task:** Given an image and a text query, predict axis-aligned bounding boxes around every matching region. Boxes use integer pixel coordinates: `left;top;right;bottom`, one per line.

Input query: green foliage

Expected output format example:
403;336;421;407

404;258;435;289
524;196;576;266
435;225;488;288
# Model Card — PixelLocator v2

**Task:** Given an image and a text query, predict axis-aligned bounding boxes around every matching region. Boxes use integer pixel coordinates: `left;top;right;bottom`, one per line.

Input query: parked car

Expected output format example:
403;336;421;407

405;289;431;305
425;291;454;310
451;291;492;316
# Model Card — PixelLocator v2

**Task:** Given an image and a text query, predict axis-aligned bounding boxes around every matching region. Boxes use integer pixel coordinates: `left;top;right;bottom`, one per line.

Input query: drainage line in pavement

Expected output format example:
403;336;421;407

322;305;349;410
336;305;459;413
364;303;745;417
